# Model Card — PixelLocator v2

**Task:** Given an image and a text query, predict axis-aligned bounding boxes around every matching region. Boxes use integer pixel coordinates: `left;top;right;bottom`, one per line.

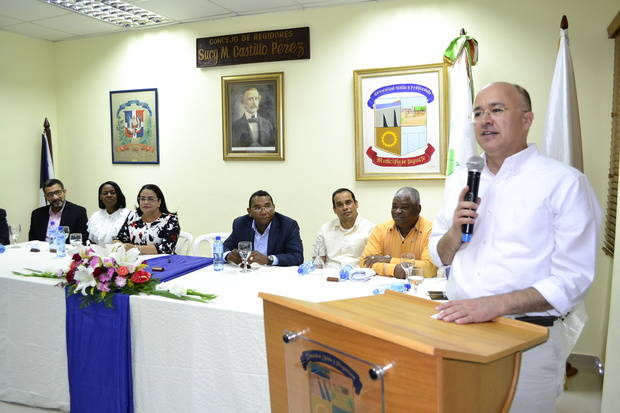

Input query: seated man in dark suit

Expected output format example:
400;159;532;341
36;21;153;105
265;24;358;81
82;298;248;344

223;190;303;267
29;178;89;243
0;208;8;245
231;87;275;148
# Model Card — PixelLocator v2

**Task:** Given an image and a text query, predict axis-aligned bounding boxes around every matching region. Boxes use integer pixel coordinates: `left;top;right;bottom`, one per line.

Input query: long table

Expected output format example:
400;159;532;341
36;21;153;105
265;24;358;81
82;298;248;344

0;245;446;412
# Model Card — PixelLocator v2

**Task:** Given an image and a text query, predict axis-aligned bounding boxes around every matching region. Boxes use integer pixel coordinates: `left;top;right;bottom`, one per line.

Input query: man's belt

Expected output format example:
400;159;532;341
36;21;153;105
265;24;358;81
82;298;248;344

515;316;559;327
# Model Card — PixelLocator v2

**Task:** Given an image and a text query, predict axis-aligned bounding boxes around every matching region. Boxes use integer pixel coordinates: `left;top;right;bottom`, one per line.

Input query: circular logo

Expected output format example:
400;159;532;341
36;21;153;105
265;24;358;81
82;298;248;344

380;131;398;148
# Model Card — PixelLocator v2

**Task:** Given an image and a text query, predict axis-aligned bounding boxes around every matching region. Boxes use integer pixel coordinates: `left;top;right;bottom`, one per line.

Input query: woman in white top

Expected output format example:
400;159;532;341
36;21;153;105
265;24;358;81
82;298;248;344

87;181;130;245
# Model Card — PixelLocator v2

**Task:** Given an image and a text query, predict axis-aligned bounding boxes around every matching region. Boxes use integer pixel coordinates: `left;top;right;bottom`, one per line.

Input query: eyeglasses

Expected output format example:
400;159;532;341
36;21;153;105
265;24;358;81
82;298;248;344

45;189;64;199
251;205;273;212
138;196;158;203
470;106;529;123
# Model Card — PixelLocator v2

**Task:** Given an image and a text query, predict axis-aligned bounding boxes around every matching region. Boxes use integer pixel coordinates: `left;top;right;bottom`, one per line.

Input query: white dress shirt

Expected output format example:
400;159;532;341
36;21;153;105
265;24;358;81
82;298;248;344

429;144;601;317
315;215;375;270
87;208;130;245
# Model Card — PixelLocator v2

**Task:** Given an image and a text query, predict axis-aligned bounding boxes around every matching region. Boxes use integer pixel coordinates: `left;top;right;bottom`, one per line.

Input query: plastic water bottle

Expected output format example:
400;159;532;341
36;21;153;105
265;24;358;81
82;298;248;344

55;229;66;258
372;282;411;295
48;221;57;244
213;236;224;271
339;265;354;280
297;262;316;275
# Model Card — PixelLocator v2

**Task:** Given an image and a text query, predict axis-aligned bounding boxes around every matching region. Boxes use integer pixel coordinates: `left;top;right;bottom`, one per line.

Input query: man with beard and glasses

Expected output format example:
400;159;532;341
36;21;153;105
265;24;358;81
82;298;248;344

29;178;88;243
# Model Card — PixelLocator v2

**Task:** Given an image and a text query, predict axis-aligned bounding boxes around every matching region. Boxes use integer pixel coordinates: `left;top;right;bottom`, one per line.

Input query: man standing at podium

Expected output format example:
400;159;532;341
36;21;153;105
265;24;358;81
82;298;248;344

429;82;601;413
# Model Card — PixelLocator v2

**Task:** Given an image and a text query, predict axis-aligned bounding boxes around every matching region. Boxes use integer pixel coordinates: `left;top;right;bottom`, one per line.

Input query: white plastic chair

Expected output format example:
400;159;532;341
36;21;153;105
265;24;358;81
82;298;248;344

175;231;194;255
192;232;230;257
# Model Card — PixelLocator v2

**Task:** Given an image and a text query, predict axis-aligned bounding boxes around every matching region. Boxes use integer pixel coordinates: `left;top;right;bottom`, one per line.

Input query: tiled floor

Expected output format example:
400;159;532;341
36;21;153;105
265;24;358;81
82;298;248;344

0;354;603;412
557;354;603;413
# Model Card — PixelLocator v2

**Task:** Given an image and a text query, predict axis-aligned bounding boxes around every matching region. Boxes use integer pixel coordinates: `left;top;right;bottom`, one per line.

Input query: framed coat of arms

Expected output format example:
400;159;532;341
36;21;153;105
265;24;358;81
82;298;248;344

109;88;159;164
354;64;447;180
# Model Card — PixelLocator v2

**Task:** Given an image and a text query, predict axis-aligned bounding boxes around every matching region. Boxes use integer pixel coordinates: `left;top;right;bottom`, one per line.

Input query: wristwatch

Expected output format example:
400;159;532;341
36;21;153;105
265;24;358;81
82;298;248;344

268;255;276;265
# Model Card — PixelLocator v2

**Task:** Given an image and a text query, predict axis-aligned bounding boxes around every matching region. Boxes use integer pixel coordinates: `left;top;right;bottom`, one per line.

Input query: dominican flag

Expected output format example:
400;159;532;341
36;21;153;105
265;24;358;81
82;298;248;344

39;132;55;206
443;32;479;175
542;18;583;171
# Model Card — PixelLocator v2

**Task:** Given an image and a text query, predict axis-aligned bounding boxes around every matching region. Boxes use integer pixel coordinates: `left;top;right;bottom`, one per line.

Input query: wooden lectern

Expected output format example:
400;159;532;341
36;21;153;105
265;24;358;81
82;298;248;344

260;290;548;413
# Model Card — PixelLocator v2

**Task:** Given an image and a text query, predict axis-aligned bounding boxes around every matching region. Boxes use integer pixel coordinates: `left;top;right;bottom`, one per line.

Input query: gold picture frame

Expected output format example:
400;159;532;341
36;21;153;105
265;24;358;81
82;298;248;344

354;63;448;180
222;72;284;160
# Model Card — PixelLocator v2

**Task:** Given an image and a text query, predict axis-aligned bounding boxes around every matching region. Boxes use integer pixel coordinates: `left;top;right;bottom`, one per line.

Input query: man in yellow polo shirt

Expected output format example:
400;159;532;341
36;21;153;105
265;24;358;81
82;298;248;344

360;187;436;278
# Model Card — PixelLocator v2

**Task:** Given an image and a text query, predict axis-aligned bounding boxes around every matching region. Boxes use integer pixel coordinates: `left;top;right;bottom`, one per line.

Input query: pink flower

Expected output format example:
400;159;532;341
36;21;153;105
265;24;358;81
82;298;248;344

103;257;115;267
96;282;110;292
89;256;101;269
98;269;113;282
117;266;129;276
114;276;127;288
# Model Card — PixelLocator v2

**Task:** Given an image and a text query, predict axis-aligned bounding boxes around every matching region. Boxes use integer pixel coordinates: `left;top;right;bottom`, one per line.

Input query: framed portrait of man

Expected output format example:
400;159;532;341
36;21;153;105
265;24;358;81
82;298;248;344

222;72;284;160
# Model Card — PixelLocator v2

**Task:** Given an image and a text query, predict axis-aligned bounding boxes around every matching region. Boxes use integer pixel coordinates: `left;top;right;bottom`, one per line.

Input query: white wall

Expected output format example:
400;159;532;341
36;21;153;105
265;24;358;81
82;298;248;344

1;0;617;359
0;30;56;233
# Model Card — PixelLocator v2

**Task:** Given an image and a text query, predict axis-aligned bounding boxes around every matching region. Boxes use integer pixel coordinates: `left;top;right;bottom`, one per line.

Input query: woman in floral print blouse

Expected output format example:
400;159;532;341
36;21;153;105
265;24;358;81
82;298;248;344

115;184;180;254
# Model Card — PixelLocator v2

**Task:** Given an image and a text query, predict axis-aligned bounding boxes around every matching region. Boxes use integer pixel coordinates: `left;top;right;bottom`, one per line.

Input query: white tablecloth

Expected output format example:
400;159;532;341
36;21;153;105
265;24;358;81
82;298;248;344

0;244;446;412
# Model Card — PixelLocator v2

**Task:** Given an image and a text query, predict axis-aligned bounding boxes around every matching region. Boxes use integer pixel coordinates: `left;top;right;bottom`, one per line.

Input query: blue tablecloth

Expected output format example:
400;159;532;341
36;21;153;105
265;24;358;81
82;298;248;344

66;293;133;413
144;255;213;282
64;256;212;413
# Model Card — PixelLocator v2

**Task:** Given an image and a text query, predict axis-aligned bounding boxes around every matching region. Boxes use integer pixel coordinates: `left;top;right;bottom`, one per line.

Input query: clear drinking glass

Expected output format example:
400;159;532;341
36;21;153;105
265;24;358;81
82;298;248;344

9;224;21;246
408;267;424;293
400;253;414;280
69;233;83;249
238;241;252;273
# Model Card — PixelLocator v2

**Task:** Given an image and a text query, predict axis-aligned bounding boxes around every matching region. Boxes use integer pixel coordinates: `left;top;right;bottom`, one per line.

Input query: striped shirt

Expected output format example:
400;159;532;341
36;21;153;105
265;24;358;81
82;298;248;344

360;217;436;277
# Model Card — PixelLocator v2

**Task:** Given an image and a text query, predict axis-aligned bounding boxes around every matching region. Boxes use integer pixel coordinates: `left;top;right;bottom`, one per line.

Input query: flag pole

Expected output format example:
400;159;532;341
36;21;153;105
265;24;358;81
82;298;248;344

43;117;53;161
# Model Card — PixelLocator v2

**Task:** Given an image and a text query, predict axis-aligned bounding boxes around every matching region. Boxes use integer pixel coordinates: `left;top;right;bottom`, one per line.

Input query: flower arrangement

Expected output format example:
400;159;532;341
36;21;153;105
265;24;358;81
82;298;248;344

13;244;216;308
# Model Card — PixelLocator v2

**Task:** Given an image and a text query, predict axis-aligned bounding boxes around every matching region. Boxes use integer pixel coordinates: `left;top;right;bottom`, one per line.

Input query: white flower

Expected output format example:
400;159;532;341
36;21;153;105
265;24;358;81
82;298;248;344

73;265;96;295
88;244;108;258
169;284;187;297
155;283;187;297
107;243;141;267
44;261;69;275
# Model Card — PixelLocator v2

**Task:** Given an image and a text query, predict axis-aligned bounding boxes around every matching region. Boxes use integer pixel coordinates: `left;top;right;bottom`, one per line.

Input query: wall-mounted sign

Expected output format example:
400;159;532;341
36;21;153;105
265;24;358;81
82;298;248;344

196;27;310;68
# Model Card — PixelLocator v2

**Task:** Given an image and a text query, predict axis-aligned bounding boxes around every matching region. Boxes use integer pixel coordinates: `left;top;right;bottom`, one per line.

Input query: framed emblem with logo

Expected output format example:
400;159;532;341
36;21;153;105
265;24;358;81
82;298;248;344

222;72;284;161
353;64;447;180
109;88;159;164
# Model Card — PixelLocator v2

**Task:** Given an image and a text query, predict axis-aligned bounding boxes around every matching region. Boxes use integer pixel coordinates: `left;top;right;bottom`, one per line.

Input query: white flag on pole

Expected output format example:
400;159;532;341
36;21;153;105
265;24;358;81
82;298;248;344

542;27;583;171
541;19;602;356
446;50;477;175
444;33;478;175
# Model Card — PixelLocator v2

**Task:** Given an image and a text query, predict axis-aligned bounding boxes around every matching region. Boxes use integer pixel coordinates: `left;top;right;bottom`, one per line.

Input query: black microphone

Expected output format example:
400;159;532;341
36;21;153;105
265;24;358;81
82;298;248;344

461;155;484;242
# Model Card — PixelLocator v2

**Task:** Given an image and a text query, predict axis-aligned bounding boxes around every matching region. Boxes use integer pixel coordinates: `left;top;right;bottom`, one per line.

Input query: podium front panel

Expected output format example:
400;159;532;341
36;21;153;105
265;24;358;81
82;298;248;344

283;335;384;413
